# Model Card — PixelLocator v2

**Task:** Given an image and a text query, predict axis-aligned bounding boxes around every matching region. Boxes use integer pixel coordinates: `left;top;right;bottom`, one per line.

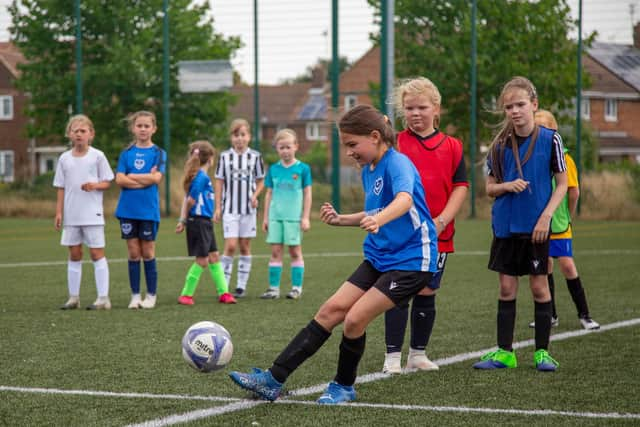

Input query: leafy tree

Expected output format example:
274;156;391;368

280;56;351;84
368;0;595;152
9;0;241;161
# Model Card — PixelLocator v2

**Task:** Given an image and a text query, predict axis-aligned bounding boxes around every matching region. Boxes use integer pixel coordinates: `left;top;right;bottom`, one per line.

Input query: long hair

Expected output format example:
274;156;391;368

125;110;157;147
487;76;538;183
338;105;395;147
535;109;558;131
394;77;442;129
182;140;216;193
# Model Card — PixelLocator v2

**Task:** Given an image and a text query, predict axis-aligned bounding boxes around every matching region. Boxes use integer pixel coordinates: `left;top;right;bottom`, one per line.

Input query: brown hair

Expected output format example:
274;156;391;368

125;110;157;147
182;140;216;193
394;77;442;128
338;105;395;147
65;114;94;146
535;109;558;131
229;118;251;136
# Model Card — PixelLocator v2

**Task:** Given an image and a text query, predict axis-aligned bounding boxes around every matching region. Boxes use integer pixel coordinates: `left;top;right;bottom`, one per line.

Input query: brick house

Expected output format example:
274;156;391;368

0;42;65;183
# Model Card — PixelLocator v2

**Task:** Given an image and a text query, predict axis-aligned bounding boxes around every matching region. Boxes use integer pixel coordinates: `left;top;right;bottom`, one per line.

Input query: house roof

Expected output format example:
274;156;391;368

587;42;640;93
229;82;312;124
0;42;25;78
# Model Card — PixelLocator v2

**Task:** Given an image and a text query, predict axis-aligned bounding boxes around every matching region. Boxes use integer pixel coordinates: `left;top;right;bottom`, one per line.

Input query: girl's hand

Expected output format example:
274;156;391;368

320;202;340;226
507;179;530;193
175;222;185;234
81;182;96;192
262;220;269;233
532;214;551;243
213;209;221;223
300;218;310;232
359;215;380;234
250;196;259;209
54;214;62;231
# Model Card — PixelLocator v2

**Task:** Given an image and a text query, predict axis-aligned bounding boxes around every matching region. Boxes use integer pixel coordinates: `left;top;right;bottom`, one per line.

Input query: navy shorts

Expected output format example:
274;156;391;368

347;260;433;307
186;216;218;257
488;235;549;276
119;218;158;241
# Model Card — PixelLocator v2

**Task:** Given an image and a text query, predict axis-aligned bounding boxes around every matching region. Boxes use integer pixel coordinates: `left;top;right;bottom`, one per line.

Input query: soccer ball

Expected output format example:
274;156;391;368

181;321;233;372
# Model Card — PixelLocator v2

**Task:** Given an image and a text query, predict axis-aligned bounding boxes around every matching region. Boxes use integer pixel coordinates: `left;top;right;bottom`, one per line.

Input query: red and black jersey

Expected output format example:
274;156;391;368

397;129;468;253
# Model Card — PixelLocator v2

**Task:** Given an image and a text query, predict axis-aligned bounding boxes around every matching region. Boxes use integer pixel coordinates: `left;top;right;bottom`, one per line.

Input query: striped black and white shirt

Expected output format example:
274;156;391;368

215;148;265;215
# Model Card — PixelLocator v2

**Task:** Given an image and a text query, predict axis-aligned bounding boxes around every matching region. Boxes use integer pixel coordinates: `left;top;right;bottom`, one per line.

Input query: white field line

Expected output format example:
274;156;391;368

1;248;638;269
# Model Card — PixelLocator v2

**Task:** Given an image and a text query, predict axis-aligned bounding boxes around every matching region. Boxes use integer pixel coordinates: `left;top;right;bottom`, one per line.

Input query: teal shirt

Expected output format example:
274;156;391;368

265;160;312;221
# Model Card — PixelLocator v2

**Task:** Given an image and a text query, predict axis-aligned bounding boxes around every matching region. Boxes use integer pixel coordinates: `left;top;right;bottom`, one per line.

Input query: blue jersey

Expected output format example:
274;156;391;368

361;148;438;272
115;144;167;222
188;170;214;218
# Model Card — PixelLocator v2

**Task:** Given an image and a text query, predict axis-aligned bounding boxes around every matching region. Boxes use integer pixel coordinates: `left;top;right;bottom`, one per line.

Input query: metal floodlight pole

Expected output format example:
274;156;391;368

576;0;583;215
331;0;340;211
469;0;477;218
380;0;394;120
163;0;171;216
253;0;260;149
74;0;82;113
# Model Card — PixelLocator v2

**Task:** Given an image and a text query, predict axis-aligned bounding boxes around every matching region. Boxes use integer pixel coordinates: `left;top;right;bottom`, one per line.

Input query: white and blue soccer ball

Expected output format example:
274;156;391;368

181;321;233;372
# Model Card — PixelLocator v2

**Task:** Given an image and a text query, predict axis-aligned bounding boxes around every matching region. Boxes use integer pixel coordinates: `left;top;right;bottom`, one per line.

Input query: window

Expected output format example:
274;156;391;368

0;95;14;120
580;98;590;120
0;150;15;183
305;122;327;141
344;95;357;111
604;98;617;122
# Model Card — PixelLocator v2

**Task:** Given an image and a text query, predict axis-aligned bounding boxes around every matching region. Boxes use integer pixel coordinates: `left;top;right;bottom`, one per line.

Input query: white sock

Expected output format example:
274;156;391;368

237;255;252;290
221;255;234;285
67;260;82;297
93;257;109;298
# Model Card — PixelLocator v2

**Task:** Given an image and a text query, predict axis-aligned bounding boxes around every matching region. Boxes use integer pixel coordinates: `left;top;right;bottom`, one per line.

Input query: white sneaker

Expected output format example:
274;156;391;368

579;316;600;330
286;288;302;300
128;294;142;309
140;294;156;309
60;296;80;310
406;349;439;371
382;352;402;374
87;296;111;310
260;288;280;299
528;316;559;328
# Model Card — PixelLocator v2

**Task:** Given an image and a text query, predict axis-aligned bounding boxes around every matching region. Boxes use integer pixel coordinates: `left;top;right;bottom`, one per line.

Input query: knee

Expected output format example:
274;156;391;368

343;312;366;338
315;301;345;331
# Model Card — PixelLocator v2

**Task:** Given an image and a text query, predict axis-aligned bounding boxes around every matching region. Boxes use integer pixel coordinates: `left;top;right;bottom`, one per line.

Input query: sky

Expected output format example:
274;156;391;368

0;0;637;85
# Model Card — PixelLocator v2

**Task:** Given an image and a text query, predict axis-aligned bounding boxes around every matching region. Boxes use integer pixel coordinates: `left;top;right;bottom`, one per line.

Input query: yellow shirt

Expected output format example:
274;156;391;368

551;153;578;240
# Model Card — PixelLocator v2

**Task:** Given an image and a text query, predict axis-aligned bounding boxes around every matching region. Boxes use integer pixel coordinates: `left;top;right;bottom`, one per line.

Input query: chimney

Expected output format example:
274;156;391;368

635;22;640;49
311;66;326;89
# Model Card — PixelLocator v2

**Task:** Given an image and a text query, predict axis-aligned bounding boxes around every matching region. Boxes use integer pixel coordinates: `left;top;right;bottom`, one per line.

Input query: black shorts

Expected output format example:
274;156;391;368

488;235;549;276
186;216;218;257
347;260;433;307
119;218;158;241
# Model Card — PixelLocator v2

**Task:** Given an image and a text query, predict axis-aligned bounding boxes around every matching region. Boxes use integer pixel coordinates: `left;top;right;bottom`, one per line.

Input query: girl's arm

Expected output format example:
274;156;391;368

251;178;265;209
115;172;145;189
435;185;468;235
214;179;223;223
127;167;163;186
300;185;312;231
55;188;64;230
532;170;568;243
262;188;272;232
361;191;413;233
175;196;191;234
81;181;111;192
320;202;366;227
485;175;530;198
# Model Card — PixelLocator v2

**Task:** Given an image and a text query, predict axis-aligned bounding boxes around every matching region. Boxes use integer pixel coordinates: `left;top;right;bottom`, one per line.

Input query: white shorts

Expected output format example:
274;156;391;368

222;212;257;239
61;225;106;248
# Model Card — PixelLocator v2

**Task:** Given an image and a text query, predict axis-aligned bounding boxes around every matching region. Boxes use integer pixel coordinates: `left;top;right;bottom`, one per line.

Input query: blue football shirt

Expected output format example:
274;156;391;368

188;170;214;218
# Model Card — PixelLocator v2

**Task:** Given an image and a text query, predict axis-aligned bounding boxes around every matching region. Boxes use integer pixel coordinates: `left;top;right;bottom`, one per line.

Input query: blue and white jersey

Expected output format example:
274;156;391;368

188;170;214;218
361;148;438;273
115;144;167;222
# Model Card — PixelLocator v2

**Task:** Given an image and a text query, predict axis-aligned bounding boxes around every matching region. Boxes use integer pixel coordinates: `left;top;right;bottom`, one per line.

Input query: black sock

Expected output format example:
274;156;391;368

497;299;516;352
566;277;590;317
548;274;557;318
270;319;331;383
410;295;436;350
334;333;366;387
384;303;408;353
534;301;553;350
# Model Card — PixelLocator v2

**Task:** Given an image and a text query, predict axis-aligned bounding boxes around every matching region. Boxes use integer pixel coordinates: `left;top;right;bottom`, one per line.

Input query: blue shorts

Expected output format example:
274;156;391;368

549;238;573;258
119;218;158;241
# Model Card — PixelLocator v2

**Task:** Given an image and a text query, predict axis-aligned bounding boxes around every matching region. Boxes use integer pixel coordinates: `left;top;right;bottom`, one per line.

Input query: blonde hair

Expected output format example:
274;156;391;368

273;128;298;147
65;114;94;145
394;77;442;128
487;76;539;183
182;140;216;193
535;109;558;131
229;118;251;136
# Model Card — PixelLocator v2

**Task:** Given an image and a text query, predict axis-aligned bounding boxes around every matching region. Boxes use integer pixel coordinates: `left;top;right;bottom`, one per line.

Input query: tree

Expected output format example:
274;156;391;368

280;56;351;84
368;0;595;149
9;0;241;161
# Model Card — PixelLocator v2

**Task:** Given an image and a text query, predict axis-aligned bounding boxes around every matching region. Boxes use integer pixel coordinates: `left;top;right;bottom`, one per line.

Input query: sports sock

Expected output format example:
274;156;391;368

410;294;436;351
291;260;304;288
566;277;590;317
497;299;516;352
334;333;366;387
237;255;252;291
128;260;141;294
384;303;409;353
270;319;331;383
534;300;553;350
221;255;234;286
268;262;283;288
181;263;203;296
67;260;82;297
209;262;229;295
548;273;557;318
143;258;157;295
93;257;109;298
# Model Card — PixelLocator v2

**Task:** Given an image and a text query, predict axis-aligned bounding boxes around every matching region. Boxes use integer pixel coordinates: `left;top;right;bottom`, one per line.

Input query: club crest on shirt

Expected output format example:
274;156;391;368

292;173;299;180
373;177;383;195
121;223;133;235
134;159;145;170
